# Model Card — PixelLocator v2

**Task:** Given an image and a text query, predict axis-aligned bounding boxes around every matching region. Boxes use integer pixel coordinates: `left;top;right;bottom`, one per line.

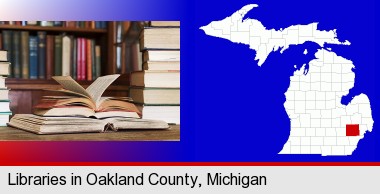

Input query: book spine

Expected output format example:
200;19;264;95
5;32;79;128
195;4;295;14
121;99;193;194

90;21;95;29
95;45;101;78
29;36;38;79
102;22;107;29
77;38;83;80
46;35;54;79
86;39;92;80
71;37;77;80
53;21;63;27
37;31;46;79
0;33;2;50
81;38;86;80
20;31;29;79
91;40;96;80
12;31;21;78
54;35;62;76
62;35;71;76
95;21;101;29
27;21;38;25
1;31;12;68
66;21;75;28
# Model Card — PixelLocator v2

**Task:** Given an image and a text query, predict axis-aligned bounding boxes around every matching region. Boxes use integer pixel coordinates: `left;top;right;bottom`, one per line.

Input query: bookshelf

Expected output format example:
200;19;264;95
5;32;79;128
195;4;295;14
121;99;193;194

0;21;133;114
0;25;107;34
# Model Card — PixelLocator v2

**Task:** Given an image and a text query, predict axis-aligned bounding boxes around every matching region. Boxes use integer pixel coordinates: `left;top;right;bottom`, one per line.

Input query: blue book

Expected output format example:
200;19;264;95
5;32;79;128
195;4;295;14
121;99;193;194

53;21;63;26
95;21;101;29
37;31;46;79
29;36;38;79
102;21;107;29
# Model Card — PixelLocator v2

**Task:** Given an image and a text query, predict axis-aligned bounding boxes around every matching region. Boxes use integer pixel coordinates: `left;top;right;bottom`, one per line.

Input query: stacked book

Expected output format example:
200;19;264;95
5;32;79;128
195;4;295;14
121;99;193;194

130;21;180;124
0;50;12;126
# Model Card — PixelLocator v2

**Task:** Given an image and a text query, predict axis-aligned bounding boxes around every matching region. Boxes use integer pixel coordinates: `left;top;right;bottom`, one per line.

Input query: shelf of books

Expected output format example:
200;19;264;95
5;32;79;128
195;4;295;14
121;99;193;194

0;21;109;83
0;21;133;115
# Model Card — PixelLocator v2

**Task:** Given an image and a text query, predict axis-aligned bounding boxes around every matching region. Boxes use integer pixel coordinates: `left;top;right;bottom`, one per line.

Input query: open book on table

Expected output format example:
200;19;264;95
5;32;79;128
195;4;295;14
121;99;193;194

34;74;141;119
8;114;169;135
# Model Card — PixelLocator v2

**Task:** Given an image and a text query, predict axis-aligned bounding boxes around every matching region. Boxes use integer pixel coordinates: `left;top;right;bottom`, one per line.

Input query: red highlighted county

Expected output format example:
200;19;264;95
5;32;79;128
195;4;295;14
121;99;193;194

346;124;360;136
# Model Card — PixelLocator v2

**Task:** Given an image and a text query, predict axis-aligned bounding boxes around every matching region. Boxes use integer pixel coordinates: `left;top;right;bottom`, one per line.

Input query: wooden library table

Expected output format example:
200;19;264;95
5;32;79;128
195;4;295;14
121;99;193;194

0;125;180;141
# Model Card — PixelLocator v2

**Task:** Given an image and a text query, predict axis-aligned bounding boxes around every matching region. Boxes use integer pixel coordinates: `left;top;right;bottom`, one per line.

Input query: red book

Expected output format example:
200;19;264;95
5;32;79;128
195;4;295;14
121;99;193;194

81;38;87;80
86;39;92;81
46;35;54;79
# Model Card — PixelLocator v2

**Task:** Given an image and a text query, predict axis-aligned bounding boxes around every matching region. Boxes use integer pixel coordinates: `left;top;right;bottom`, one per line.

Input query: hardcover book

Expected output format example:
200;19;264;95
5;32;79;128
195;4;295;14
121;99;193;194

33;74;141;119
143;50;180;62
129;87;180;105
62;35;71;76
130;70;180;88
54;35;62;76
12;31;21;78
0;61;11;76
137;105;180;124
37;31;46;79
20;31;30;79
140;28;180;50
29;36;38;79
0;50;8;61
149;21;180;27
8;114;169;135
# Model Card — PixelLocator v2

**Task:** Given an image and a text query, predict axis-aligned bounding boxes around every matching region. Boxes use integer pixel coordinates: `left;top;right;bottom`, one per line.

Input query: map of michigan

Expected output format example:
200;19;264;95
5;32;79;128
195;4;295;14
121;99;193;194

200;4;373;156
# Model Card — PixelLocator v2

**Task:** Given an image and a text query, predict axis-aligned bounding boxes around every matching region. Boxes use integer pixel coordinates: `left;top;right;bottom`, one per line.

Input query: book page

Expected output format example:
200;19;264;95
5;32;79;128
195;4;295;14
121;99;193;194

52;76;92;98
86;74;120;108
